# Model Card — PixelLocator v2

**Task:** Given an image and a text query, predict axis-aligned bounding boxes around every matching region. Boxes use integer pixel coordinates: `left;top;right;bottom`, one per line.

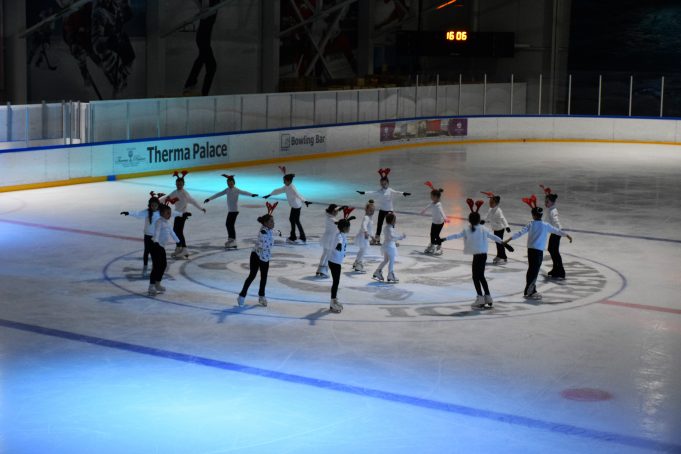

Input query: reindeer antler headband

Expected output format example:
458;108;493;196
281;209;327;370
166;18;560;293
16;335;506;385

221;173;235;181
266;201;278;215
539;184;553;196
466;198;484;213
149;191;166;199
481;191;496;198
425;181;444;194
342;207;355;220
522;194;538;209
378;168;391;179
172;170;188;180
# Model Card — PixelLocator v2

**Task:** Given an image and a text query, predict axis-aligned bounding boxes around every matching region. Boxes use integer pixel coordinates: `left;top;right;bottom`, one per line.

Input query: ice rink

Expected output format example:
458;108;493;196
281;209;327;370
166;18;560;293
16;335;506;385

1;141;680;453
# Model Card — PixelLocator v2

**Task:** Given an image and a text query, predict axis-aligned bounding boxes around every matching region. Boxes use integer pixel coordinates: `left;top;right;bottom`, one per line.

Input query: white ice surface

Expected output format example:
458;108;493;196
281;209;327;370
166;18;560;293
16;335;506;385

1;142;680;453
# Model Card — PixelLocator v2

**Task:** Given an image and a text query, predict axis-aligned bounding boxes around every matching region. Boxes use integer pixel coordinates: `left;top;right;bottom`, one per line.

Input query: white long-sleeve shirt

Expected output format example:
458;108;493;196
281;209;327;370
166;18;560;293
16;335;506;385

152;217;180;246
364;187;404;211
484;206;510;231
445;225;503;255
546;206;562;230
269;183;306;209
510;220;566;251
164;189;203;213
128;209;182;235
206;187;254;212
329;232;347;264
355;214;374;247
253;226;274;262
321;212;339;249
382;224;406;249
423;202;447;224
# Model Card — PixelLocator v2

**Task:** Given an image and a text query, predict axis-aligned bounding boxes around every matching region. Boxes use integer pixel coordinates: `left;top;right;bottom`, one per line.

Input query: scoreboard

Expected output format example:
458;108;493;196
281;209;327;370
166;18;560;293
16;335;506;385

396;31;514;57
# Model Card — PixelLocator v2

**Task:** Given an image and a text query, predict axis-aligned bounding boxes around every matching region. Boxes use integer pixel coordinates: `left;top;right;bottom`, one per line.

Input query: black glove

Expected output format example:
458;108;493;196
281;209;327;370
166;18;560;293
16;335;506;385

263;194;271;199
203;198;210;204
434;237;446;245
304;201;312;207
183;212;192;218
356;191;365;195
339;205;348;211
347;216;356;221
403;192;411;197
506;227;511;233
251;194;258;197
503;243;514;252
120;211;129;216
336;243;342;251
480;220;486;225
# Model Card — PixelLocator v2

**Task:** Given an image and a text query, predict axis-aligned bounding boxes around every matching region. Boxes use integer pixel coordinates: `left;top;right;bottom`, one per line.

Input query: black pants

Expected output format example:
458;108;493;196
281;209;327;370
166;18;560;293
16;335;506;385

375;209;389;238
329;261;342;299
150;243;167;284
472;253;490;296
525;248;543;295
547;234;565;278
226;211;239;240
430;223;444;244
288;207;306;241
143;234;153;266
240;252;269;297
493;229;507;259
173;216;187;247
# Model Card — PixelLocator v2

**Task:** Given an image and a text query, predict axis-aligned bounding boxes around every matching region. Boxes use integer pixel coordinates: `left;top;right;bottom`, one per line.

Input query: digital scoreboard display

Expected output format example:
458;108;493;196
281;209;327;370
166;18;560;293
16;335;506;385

396;31;514;57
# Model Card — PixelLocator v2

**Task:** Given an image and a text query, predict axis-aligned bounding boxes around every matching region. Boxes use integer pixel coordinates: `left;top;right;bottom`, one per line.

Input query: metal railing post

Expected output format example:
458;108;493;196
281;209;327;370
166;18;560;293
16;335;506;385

660;76;665;117
239;96;244;131
356;90;360;121
397;87;401;118
458;74;462;115
265;94;269;129
415;74;419;117
628;75;633;117
186;99;190;135
483;73;487;115
62;100;66;145
567;74;572;115
26;104;31;147
289;93;293;128
510;73;514;114
313;92;317;124
435;73;439;116
126;101;131;140
335;91;339;123
41;101;47;140
538;74;543;114
6;102;11;142
157;100;162;137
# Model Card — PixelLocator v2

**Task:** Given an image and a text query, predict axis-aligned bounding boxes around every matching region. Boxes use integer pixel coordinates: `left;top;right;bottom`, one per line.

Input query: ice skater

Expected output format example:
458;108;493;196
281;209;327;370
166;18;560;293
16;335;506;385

541;185;566;279
504;195;573;300
317;204;345;278
481;191;512;264
372;212;406;283
328;208;355;313
163;170;206;259
436;199;512;309
263;166;311;244
352;199;376;273
420;181;448;255
237;202;279;307
148;204;186;296
356;168;411;243
204;173;258;249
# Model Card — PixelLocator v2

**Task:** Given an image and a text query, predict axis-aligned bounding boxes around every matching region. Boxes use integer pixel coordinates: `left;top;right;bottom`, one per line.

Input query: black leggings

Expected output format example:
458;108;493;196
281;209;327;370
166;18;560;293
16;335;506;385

240;252;270;297
173;216;187;247
493;229;507;259
472;253;490;296
226;211;239;240
329;261;342;299
430;223;444;244
525;248;544;295
548;234;565;277
375;209;389;237
288;207;306;241
143;235;153;266
149;243;167;284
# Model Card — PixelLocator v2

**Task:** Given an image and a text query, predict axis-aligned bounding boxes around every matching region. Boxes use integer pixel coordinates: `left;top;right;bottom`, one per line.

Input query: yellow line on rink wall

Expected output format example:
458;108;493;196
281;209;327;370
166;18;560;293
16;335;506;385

2;137;680;193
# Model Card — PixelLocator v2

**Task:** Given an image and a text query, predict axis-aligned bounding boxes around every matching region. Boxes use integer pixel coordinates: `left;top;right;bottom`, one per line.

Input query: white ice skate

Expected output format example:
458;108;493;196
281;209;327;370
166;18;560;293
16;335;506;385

372;270;384;281
148;284;158;296
424;244;434;254
525;292;542;300
484;294;494;308
154;282;166;293
353;261;366;273
330;298;343;313
172;245;182;256
258;296;268;307
316;266;329;278
386;272;399;283
286;238;298;244
471;295;486;309
225;239;237;249
432;245;443;256
237;295;245;307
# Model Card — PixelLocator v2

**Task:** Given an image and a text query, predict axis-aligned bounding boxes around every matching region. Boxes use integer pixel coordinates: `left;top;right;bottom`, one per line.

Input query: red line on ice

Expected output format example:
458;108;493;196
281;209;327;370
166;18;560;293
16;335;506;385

600;300;681;315
0;218;142;242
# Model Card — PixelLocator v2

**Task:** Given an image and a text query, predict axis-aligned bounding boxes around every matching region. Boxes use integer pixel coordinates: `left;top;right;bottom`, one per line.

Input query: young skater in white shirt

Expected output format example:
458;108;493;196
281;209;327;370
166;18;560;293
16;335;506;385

263;166;311;244
541;185;566;279
372;212;407;283
504;195;573;300
481;191;512;265
328;210;355;313
437;199;510;309
357;168;410;243
148;204;182;296
163;170;206;259
204;173;258;248
420;181;448;255
352;199;376;273
237;202;278;307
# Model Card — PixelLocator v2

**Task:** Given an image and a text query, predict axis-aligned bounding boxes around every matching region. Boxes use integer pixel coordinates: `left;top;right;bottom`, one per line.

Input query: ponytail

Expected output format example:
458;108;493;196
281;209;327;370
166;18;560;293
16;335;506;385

469;212;480;232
